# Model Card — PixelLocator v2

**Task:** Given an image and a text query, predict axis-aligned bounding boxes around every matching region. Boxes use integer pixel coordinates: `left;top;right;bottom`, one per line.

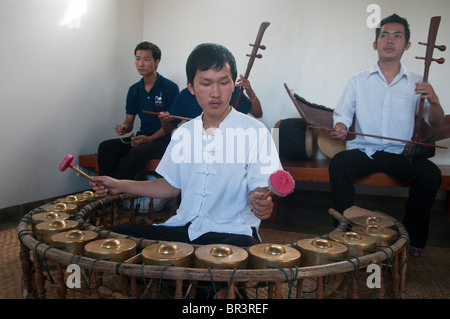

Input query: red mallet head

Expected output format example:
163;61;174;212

59;154;92;181
262;170;295;199
59;154;75;171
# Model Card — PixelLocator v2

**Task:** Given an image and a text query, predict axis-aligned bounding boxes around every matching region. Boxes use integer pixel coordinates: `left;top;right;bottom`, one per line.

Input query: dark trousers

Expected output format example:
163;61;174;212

97;134;171;179
329;149;441;248
111;223;261;247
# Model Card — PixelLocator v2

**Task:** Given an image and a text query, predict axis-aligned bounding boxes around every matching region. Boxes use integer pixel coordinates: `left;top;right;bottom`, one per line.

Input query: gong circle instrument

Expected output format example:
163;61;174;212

51;229;98;255
194;244;248;269
142;242;194;267
35;219;79;243
84;238;137;262
249;243;301;269
296;238;348;266
18;193;410;300
328;231;377;257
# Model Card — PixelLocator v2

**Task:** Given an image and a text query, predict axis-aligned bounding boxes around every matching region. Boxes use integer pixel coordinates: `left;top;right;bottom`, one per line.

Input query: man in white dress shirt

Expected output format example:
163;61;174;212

90;43;281;247
329;14;444;257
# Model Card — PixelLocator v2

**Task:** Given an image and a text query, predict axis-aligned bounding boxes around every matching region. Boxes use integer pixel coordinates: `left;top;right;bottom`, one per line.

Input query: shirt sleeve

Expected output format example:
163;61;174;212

125;85;139;115
333;78;356;129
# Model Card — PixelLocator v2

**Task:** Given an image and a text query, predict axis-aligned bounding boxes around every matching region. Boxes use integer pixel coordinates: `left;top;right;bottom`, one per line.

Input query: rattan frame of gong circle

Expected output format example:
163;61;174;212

17;193;409;299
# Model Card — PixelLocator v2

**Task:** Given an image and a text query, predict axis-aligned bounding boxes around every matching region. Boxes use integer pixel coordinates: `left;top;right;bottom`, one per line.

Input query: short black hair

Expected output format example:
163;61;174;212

375;14;410;43
186;43;237;85
134;41;161;61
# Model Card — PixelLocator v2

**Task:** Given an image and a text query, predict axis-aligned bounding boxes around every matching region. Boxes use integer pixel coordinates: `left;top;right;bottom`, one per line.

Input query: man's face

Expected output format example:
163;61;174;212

135;50;160;76
187;63;235;119
373;22;411;61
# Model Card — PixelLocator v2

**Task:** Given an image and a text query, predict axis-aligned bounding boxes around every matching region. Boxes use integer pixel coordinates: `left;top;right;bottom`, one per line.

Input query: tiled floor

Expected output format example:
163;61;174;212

260;186;450;249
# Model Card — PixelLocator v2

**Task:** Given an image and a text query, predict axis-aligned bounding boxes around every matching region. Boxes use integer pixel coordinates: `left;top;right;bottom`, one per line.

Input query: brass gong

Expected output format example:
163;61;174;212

351;215;395;229
40;202;77;214
328;231;377;257
75;191;99;202
249;243;301;269
84;238;136;262
35;219;79;243
352;224;397;246
296;238;348;266
142;242;194;267
194;244;248;269
31;212;71;230
56;195;89;207
51;229;98;255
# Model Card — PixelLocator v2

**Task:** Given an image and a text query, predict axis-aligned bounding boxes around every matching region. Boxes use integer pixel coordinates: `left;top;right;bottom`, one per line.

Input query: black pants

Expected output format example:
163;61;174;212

97;134;171;179
111;223;261;247
329;149;441;248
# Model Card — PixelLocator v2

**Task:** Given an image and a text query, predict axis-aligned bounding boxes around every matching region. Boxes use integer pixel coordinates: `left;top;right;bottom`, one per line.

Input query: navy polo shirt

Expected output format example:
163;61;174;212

125;73;179;135
168;86;252;125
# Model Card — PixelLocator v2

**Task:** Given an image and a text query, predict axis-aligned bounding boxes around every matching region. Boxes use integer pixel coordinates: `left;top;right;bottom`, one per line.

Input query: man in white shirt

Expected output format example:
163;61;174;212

90;43;281;247
329;14;444;257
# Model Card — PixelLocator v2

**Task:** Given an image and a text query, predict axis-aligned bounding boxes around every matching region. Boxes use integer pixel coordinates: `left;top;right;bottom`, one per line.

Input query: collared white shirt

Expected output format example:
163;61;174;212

333;63;430;157
156;108;282;240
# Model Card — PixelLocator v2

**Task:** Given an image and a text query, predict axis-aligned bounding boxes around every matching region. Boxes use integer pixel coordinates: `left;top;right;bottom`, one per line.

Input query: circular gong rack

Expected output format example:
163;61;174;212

17;193;410;299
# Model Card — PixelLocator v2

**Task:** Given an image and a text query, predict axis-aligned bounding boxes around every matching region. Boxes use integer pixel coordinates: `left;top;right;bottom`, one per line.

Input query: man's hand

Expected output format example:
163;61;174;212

249;188;273;220
89;176;121;196
330;122;348;140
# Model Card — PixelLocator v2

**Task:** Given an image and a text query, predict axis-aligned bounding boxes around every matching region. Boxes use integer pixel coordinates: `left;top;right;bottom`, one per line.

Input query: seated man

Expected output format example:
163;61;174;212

97;41;179;180
90;43;281;247
329;14;444;257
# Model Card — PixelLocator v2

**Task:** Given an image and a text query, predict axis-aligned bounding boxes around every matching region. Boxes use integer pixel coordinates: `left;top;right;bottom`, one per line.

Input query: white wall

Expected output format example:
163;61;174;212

1;0;449;211
0;0;143;209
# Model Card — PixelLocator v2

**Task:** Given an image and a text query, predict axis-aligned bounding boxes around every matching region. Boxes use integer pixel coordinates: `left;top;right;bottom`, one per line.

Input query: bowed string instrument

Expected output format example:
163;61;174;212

402;15;448;157
234;21;270;111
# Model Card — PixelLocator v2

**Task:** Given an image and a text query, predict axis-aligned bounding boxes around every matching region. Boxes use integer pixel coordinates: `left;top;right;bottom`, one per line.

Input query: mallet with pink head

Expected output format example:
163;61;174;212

262;170;295;200
59;154;93;181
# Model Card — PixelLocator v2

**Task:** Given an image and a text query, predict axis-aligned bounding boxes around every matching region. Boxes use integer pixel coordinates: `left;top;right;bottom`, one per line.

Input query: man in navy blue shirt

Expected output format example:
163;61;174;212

98;42;179;179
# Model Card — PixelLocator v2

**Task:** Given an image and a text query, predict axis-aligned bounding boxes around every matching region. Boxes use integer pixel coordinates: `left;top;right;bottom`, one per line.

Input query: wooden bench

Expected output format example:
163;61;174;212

78;155;450;224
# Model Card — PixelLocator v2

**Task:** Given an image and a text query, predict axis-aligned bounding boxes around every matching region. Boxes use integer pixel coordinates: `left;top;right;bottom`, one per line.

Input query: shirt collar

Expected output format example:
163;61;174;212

138;72;161;90
368;62;409;83
196;106;235;136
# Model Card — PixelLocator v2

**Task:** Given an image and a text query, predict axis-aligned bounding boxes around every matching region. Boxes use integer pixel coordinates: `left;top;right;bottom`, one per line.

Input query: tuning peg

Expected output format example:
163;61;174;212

419;42;446;51
249;44;267;50
246;54;263;59
416;56;445;64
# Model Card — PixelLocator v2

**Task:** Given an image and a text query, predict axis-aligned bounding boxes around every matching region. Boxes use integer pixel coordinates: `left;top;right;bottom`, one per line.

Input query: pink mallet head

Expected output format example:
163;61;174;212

59;154;75;172
268;170;295;197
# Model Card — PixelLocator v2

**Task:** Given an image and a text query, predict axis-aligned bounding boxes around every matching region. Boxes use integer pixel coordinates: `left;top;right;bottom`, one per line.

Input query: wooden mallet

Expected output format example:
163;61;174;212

262;170;295;200
59;154;112;194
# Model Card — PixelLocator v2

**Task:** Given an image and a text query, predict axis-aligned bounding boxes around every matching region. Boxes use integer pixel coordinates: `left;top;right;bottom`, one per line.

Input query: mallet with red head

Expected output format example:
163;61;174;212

59;154;93;181
262;170;295;200
59;154;111;193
